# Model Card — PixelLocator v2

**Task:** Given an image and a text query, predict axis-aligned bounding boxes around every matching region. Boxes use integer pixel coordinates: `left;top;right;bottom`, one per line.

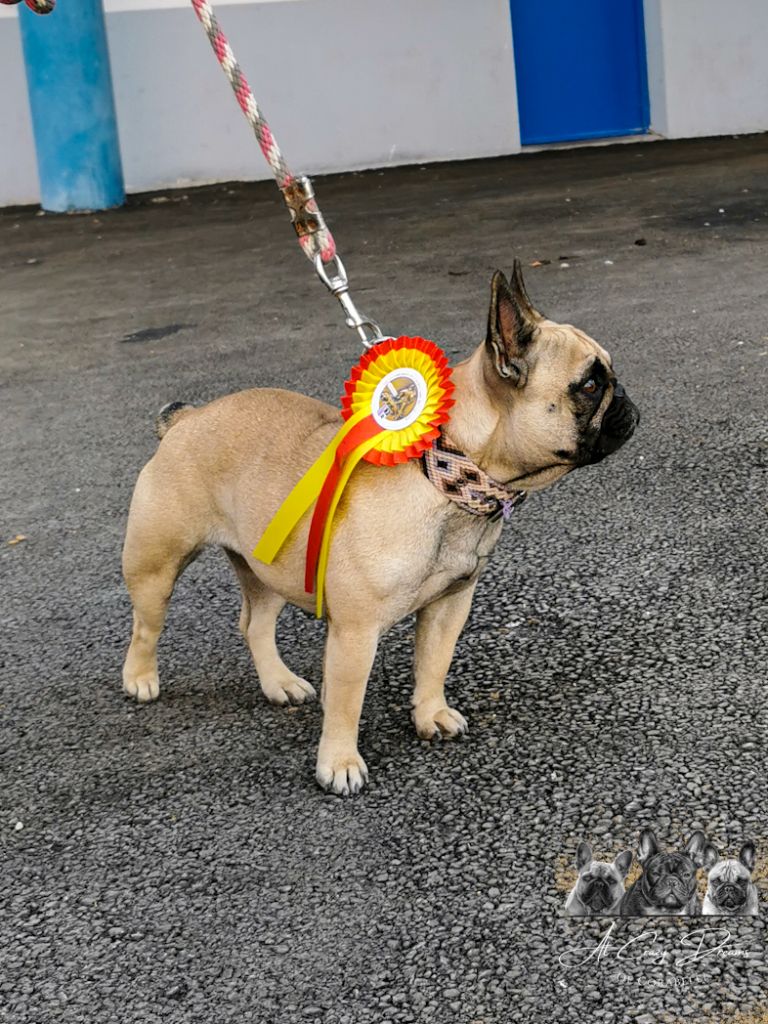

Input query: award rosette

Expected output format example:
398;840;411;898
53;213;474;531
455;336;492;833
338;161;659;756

254;337;454;616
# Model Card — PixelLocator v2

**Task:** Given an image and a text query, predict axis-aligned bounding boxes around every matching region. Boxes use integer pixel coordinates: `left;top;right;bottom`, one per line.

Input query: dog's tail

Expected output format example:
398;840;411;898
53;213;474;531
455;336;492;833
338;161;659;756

155;401;195;440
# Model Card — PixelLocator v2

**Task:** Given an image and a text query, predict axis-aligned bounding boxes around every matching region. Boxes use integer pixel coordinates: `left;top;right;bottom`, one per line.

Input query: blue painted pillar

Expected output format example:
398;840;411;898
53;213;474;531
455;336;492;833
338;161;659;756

19;0;125;211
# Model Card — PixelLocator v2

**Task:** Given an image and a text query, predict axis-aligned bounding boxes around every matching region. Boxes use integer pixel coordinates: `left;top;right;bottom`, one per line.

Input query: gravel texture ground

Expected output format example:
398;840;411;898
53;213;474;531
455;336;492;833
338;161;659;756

2;135;767;1024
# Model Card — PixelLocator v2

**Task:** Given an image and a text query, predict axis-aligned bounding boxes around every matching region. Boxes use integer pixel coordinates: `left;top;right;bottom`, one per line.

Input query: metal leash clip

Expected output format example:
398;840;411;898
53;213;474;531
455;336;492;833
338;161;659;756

281;177;387;349
281;176;325;241
313;253;388;350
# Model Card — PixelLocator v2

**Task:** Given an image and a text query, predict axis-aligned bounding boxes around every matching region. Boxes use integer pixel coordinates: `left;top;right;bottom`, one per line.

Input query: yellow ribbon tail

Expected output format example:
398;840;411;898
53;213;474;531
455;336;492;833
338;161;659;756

253;407;372;565
314;432;384;618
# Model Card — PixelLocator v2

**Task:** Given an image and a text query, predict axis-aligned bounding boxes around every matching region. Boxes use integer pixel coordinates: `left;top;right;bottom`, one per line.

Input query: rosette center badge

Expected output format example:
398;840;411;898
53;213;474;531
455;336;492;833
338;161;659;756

373;371;424;429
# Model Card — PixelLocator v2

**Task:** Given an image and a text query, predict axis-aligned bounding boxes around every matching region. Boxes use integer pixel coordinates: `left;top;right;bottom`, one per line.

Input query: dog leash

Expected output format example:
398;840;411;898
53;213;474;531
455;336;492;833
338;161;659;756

0;0;54;13
190;0;385;349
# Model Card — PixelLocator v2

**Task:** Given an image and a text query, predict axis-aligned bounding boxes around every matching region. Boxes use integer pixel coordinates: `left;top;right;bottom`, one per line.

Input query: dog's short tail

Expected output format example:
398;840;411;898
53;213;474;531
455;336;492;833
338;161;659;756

155;401;195;440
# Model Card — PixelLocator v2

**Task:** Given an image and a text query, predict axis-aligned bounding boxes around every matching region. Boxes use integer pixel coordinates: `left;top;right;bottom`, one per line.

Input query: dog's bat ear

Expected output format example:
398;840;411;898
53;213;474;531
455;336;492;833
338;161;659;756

576;841;592;871
701;843;720;871
637;828;659;864
686;830;710;866
485;264;538;386
613;849;634;878
739;841;756;874
510;258;543;323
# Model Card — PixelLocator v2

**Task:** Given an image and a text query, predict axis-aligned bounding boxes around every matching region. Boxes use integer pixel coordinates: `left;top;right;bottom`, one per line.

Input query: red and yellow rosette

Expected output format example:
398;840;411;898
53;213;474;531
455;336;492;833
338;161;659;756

254;337;453;616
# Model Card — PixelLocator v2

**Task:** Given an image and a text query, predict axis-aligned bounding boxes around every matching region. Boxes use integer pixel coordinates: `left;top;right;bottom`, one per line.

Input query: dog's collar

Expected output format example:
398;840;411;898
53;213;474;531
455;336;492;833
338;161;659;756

421;432;528;521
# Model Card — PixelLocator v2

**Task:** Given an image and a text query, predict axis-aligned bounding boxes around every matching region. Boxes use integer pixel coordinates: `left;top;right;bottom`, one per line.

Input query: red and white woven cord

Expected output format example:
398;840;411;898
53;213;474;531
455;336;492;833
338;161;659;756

190;0;336;263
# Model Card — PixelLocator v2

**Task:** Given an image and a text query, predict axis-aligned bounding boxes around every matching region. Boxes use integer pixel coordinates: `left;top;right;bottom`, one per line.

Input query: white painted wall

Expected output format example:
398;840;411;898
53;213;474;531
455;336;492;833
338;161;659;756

0;16;39;206
1;0;767;208
644;0;768;138
0;0;520;206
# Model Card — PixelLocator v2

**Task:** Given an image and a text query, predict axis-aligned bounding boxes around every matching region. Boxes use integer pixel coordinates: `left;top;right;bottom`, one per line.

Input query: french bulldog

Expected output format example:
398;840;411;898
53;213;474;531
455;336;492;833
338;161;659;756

620;829;718;916
702;842;760;916
122;262;639;794
565;842;633;916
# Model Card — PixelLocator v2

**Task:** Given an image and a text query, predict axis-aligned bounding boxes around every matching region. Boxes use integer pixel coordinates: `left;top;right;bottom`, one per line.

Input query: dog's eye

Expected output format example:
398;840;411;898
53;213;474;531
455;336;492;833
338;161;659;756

582;378;598;395
582;873;593;882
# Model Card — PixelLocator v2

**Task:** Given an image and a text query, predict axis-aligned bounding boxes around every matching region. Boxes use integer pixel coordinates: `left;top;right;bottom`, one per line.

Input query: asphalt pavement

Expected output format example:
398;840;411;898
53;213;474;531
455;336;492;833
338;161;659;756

2;135;768;1024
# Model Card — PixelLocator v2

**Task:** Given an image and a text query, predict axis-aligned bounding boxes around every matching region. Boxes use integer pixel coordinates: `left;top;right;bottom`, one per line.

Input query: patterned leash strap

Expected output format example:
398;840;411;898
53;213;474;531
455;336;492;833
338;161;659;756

0;0;55;13
190;0;385;348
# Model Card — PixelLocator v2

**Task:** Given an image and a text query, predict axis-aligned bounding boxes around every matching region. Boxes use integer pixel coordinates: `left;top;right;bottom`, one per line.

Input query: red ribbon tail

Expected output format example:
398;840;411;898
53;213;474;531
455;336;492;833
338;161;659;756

304;414;381;594
304;463;342;592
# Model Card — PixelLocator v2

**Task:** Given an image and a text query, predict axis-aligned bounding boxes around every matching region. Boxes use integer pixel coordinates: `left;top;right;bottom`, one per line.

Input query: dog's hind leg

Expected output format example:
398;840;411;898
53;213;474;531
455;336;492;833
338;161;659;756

225;551;316;706
122;471;203;703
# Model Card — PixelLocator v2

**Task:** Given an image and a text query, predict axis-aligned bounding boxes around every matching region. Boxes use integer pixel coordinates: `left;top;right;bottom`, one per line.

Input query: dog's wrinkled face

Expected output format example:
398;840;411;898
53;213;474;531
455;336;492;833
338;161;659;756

706;843;757;913
483;262;639;489
637;829;718;911
571;841;632;914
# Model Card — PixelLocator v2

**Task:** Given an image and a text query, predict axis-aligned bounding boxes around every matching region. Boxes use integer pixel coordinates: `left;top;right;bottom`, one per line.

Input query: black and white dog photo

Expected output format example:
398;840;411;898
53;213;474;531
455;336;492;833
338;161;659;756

619;829;718;917
702;842;760;916
565;841;633;917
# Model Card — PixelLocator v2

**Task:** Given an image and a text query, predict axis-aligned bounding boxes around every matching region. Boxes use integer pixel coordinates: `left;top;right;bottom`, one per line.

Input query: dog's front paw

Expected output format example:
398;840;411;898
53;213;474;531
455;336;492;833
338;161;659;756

315;747;368;796
412;701;468;740
122;670;160;703
260;671;316;707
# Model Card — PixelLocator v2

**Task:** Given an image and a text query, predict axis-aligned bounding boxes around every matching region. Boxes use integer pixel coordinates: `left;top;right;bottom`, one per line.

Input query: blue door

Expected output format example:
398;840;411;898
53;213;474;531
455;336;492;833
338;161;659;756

510;0;650;145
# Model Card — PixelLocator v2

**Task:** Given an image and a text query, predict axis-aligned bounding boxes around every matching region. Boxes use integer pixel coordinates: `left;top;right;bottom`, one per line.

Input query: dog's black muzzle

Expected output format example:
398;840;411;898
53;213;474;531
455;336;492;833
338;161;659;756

583;879;617;912
713;884;747;910
588;382;640;464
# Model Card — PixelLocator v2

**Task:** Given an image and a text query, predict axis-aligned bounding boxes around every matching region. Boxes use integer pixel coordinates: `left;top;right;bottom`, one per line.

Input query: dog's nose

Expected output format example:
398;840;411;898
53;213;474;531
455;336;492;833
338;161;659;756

604;391;639;434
